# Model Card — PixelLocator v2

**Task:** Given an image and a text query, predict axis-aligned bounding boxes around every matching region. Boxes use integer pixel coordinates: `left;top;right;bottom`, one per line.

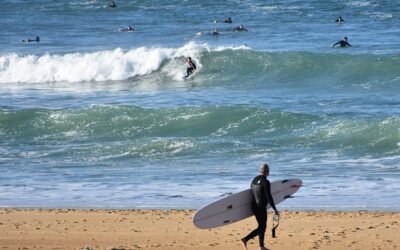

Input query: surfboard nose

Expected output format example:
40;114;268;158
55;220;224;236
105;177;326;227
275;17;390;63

290;179;303;188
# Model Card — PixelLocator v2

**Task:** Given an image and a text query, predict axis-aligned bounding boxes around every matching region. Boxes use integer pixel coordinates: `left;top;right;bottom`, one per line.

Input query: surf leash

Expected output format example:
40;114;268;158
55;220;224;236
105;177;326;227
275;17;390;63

272;214;280;238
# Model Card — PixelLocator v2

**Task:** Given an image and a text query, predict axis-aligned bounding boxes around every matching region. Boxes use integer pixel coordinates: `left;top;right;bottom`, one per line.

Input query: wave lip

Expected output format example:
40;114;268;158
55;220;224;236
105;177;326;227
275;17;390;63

0;48;168;83
0;42;207;84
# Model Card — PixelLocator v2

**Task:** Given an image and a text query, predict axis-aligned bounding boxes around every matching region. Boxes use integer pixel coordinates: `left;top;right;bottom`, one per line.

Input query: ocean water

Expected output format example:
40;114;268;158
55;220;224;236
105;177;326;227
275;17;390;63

0;0;399;210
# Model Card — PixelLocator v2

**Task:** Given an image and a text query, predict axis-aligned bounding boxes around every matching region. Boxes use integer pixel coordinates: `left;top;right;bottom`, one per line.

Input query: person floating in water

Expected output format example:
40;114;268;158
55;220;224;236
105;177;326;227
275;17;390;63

233;24;248;32
212;28;219;36
22;36;40;43
108;1;117;8
120;25;134;32
241;163;279;250
335;16;345;23
223;17;232;23
185;57;197;78
332;37;352;47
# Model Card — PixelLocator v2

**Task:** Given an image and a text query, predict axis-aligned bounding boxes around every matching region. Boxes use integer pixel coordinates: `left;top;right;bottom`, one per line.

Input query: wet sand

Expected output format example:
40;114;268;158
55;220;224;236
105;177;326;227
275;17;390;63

0;208;398;249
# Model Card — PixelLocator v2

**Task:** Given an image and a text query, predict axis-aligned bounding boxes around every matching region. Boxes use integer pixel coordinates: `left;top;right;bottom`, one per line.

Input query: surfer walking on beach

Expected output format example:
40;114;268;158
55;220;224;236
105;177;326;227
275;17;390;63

241;163;279;250
185;57;196;78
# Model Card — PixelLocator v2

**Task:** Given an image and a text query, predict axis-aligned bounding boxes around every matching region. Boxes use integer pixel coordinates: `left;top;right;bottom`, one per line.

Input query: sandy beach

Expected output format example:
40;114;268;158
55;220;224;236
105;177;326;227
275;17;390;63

0;209;398;250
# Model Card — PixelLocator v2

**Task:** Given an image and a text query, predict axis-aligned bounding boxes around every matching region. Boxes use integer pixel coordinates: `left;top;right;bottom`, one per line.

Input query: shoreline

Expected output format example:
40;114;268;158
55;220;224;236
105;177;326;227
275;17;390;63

0;208;398;249
1;206;399;212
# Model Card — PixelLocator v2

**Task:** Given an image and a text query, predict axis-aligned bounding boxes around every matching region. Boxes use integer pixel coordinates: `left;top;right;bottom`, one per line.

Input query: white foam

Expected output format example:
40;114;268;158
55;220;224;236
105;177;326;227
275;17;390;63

0;42;248;84
346;1;374;7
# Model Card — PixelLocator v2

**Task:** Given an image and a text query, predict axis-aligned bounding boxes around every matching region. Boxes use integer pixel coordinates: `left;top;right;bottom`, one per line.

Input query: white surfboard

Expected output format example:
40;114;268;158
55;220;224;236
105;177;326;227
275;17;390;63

193;179;302;229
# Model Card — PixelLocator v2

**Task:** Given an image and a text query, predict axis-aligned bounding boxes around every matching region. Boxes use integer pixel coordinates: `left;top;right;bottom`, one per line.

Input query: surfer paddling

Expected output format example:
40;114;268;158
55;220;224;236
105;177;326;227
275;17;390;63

184;57;196;78
241;163;279;250
332;36;352;47
21;36;40;43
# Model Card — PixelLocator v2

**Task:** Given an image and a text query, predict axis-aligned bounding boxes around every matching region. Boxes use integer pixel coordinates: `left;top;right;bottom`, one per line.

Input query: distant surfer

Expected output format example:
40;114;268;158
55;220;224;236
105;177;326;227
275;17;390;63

214;17;232;23
223;17;232;23
233;24;248;32
332;36;352;47
241;163;279;250
184;57;197;78
212;28;219;36
335;16;345;23
21;36;40;43
120;25;134;32
108;1;117;8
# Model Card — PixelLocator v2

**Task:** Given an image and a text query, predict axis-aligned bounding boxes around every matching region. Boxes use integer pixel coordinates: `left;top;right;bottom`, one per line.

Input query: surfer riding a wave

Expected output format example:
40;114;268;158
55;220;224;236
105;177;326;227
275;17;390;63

184;57;197;78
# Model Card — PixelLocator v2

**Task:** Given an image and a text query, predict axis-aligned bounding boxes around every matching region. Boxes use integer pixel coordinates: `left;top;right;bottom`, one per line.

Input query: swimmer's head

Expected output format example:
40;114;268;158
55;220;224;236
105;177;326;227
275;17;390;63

260;163;269;176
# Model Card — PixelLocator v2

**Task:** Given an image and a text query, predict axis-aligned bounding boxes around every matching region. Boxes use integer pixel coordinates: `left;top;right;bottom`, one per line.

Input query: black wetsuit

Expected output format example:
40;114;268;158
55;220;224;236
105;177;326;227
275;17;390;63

186;60;196;77
333;40;351;47
242;175;277;247
233;26;247;32
22;37;40;43
335;17;344;23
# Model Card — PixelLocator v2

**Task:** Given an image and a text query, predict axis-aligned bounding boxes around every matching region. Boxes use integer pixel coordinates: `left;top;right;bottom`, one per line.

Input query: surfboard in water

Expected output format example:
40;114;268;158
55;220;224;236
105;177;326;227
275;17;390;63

192;179;302;229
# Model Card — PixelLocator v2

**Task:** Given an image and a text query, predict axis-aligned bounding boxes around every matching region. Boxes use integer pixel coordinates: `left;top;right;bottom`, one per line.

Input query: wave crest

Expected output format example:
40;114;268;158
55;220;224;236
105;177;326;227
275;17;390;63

0;42;213;83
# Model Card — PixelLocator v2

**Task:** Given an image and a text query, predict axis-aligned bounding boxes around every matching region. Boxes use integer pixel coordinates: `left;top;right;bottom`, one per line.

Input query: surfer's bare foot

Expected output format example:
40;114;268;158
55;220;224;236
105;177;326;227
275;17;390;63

240;238;248;250
260;247;269;250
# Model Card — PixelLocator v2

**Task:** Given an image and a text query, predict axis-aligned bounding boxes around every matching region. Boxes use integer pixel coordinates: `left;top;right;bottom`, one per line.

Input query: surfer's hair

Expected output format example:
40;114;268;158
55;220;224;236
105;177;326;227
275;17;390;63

260;163;269;174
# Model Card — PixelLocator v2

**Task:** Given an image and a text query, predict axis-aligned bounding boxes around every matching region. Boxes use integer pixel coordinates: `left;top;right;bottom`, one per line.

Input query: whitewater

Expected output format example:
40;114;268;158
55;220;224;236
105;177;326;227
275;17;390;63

0;0;399;210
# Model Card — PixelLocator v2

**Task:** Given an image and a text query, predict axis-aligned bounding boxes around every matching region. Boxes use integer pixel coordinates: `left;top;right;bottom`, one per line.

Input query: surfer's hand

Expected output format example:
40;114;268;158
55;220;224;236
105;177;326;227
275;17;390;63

274;210;279;216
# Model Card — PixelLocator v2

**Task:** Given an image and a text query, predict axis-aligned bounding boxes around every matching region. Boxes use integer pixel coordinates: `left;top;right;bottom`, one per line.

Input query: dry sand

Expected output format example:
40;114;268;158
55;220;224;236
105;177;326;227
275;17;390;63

0;208;398;250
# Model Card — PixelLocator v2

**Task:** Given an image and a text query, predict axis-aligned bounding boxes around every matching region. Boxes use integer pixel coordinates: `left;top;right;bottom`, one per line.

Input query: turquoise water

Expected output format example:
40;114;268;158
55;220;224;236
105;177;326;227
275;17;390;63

0;0;399;210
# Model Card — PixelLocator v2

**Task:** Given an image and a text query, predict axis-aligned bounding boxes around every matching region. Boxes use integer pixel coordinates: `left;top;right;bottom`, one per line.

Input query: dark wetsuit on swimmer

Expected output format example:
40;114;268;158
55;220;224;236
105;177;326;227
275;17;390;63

212;28;219;36
185;57;196;78
223;17;232;23
242;175;277;248
22;36;40;43
335;16;345;23
121;25;134;32
233;24;248;32
332;37;352;47
108;1;117;8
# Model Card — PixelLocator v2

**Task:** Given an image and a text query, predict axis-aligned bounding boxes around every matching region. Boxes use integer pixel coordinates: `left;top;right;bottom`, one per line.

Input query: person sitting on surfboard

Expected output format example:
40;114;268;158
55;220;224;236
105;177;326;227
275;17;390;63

332;36;352;47
120;25;134;32
335;16;345;23
185;57;196;78
233;24;248;32
108;1;117;8
223;17;232;23
212;28;219;36
241;163;279;250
